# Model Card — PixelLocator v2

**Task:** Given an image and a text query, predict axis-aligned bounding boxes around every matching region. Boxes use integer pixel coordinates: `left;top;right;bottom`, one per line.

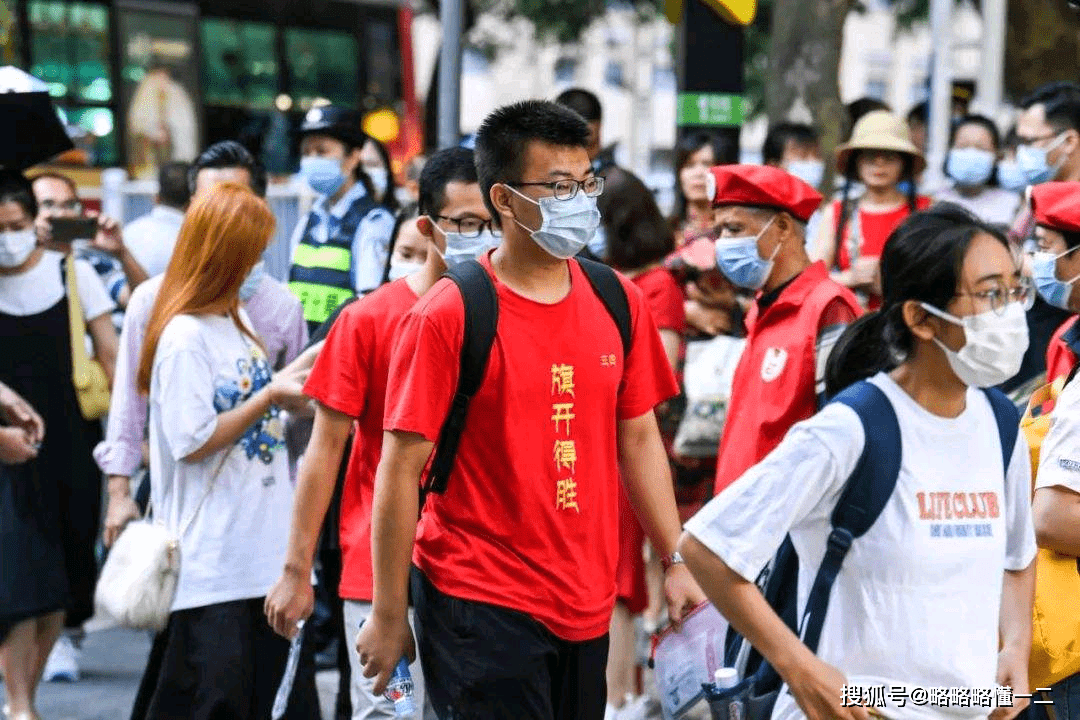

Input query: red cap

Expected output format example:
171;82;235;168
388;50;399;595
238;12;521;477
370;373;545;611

709;164;823;222
1031;182;1080;234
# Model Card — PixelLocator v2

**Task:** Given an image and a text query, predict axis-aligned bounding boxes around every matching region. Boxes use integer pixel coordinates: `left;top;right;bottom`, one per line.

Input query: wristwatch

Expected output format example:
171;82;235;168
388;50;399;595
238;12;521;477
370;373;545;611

660;551;685;573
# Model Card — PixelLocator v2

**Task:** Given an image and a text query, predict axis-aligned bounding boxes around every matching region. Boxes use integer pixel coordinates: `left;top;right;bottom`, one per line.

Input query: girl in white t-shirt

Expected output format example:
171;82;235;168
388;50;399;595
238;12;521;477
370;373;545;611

130;183;316;719
0;171;118;720
679;204;1037;720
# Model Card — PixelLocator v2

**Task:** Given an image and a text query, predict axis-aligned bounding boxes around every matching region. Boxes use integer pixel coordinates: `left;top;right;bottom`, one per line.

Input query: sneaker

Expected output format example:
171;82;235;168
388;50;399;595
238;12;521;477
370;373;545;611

42;634;80;682
618;694;649;720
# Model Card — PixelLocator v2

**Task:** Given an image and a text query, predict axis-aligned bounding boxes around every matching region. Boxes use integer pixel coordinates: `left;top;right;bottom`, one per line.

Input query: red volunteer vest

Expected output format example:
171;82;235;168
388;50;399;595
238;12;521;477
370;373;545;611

714;262;861;494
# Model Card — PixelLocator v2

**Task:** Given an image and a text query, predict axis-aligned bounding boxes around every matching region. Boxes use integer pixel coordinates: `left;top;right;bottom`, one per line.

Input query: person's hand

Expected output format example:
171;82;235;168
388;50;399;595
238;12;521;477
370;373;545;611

786;655;870;720
849;257;879;291
103;488;141;547
269;365;312;414
990;646;1030;720
90;213;125;256
685;300;733;336
0;383;44;445
265;566;315;639
357;611;416;697
663;563;706;629
0;426;38;465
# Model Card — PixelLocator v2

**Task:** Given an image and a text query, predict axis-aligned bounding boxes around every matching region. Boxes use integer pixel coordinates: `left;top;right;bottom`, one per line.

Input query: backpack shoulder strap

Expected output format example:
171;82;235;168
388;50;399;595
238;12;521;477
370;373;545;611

800;380;901;653
575;257;632;358
424;260;499;495
983;387;1019;473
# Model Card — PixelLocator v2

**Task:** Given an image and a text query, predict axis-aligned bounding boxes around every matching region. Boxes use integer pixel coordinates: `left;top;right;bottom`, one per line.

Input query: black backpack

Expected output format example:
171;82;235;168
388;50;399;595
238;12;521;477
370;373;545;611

422;257;633;497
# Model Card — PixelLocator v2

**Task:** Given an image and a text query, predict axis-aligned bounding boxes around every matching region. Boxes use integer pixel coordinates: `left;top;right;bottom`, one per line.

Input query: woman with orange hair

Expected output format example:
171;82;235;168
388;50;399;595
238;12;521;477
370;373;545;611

129;183;315;720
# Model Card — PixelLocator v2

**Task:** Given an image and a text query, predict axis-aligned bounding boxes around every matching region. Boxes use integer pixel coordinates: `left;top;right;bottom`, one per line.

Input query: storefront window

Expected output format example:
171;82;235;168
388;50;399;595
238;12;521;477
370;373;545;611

284;28;358;110
201;18;277;110
58;105;117;165
28;1;112;104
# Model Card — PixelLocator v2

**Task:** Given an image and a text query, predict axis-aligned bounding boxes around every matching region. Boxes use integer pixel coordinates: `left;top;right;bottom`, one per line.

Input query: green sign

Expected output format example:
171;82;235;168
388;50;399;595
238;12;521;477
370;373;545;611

677;92;744;127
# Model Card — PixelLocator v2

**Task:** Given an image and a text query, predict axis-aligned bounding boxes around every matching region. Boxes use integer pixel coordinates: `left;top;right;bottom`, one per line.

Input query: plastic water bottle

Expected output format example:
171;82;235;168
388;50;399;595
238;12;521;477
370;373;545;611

713;668;742;720
384;657;417;717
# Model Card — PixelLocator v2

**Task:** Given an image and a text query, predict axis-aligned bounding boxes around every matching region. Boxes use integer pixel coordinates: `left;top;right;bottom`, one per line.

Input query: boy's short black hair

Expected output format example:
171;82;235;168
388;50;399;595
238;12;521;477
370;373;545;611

1022;81;1080;134
762;123;819;165
418;147;478;217
158;161;192;209
555;88;602;123
0;170;37;219
188;140;268;198
474;100;591;226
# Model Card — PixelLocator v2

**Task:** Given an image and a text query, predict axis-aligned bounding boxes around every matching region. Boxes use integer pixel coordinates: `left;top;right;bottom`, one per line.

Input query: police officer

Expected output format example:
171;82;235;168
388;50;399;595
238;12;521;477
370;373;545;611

290;105;396;335
710;165;862;495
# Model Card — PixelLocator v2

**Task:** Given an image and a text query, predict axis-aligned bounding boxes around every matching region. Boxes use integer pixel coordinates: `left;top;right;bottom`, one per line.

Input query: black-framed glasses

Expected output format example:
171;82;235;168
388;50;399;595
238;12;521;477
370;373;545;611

955;278;1035;315
507;176;604;201
430;214;496;238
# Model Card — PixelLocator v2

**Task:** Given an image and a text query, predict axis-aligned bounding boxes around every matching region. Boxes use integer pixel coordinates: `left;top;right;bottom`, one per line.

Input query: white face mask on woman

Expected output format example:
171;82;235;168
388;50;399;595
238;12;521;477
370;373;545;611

0;228;37;268
920;301;1029;387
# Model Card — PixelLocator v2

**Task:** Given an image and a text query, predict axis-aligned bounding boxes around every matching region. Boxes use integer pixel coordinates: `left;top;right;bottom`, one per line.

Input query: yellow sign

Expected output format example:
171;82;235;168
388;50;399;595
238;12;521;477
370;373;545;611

665;0;756;26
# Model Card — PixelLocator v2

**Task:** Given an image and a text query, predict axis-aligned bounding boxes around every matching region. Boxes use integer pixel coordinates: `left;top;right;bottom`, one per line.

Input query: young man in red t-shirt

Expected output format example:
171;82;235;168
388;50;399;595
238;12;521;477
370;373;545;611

264;147;498;717
356;100;704;720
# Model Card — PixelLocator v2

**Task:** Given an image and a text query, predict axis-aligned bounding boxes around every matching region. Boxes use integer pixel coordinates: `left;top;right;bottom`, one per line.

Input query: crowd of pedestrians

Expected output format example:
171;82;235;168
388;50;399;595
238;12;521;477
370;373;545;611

2;79;1080;720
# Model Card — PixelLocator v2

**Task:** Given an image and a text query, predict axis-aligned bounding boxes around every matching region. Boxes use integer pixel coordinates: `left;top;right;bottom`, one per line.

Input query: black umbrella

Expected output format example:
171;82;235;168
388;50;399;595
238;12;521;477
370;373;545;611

0;66;74;171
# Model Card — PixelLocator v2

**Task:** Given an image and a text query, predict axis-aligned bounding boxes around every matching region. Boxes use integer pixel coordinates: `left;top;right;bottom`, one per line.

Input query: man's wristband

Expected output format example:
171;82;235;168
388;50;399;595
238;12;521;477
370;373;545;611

660;551;684;573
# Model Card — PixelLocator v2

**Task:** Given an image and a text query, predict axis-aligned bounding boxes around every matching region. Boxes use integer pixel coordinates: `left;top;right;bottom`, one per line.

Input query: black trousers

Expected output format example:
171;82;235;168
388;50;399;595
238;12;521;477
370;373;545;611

130;597;321;720
411;567;609;720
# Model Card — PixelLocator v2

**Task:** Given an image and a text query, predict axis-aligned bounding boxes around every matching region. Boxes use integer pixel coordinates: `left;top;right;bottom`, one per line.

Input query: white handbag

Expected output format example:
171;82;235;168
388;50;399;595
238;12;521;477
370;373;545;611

94;450;231;632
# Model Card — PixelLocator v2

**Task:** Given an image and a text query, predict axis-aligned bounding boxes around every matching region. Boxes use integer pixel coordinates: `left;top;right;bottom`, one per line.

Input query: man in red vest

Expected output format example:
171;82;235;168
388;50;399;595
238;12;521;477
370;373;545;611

712;165;862;495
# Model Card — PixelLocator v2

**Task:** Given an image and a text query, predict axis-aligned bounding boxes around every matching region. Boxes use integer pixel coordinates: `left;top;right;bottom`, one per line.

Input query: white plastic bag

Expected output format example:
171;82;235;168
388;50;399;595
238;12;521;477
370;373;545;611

674;336;745;458
652;601;731;719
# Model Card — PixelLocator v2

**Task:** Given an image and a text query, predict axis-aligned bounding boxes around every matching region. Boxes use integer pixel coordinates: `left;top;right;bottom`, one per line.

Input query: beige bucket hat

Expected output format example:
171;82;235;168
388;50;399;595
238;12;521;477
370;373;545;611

836;110;927;175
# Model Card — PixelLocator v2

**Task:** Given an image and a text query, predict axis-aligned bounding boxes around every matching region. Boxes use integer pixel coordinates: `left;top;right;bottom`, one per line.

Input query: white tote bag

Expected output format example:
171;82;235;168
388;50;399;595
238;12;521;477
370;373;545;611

674;335;745;458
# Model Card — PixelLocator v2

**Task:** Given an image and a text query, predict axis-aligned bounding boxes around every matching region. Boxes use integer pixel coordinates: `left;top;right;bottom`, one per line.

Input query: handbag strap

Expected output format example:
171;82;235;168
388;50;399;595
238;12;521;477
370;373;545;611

63;256;93;376
148;446;233;538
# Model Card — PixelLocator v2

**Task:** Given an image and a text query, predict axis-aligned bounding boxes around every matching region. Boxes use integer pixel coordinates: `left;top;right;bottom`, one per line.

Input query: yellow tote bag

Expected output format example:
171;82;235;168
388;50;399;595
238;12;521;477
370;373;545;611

65;257;111;420
1022;377;1080;690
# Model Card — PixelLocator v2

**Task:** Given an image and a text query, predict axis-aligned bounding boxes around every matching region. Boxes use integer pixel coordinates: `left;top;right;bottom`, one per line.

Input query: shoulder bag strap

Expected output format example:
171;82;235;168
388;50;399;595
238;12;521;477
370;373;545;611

176;446;234;538
64;256;93;384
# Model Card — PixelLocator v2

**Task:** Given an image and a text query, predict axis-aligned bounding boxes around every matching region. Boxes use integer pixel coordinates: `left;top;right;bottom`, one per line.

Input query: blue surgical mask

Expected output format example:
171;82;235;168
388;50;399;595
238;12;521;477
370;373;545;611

946;148;996;187
784;159;825;190
714;215;778;290
997;159;1028;192
433;224;501;268
239;260;265;301
300;156;346;197
507;185;602;260
587;225;607;260
1017;133;1069;185
1033;249;1080;310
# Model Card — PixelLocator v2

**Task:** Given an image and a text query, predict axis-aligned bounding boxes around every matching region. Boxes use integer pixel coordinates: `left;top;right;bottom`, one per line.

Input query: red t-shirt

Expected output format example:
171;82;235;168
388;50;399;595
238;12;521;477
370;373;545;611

632;266;686;334
834;197;932;270
384;254;679;641
303;278;418;601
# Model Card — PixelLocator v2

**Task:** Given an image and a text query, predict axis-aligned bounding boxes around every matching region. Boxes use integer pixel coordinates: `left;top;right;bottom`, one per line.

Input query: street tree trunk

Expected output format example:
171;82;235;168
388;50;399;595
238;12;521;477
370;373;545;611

764;0;856;187
1005;0;1080;102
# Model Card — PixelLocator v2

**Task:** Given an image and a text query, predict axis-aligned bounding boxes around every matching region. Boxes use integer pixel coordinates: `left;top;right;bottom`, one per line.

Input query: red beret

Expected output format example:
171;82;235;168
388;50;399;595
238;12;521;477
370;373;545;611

1032;182;1080;234
709;164;823;223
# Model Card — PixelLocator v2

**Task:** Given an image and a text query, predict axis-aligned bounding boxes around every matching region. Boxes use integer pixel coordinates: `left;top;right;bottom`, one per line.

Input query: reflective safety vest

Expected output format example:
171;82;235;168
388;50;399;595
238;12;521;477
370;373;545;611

288;192;376;334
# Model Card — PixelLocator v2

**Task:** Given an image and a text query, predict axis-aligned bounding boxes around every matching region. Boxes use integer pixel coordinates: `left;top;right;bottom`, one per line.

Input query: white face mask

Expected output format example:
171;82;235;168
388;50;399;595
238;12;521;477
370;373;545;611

920;301;1029;387
506;185;601;260
238;260;265;302
388;258;423;281
0;228;37;268
366;167;389;197
784;159;826;189
432;224;501;268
